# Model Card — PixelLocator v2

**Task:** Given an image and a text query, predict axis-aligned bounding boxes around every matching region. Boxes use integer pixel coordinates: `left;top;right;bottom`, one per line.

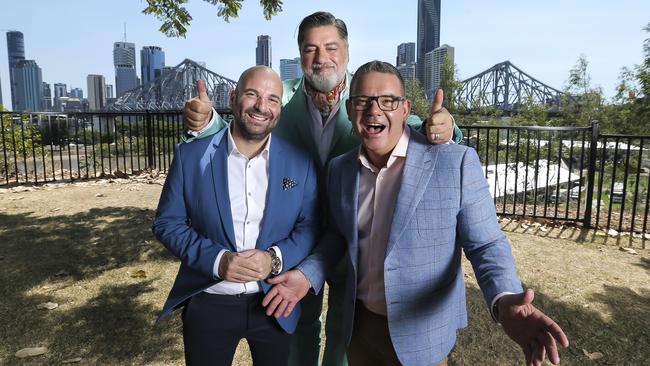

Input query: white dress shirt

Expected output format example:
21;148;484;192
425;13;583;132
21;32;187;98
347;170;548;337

205;126;281;295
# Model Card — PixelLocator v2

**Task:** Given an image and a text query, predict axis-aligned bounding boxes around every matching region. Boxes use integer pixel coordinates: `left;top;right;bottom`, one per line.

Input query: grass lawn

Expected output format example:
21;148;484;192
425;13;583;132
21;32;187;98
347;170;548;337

0;180;648;365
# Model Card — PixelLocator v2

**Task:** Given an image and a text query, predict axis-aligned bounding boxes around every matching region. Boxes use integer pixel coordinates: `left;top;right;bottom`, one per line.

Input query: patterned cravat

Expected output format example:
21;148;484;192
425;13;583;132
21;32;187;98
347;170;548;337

304;78;347;122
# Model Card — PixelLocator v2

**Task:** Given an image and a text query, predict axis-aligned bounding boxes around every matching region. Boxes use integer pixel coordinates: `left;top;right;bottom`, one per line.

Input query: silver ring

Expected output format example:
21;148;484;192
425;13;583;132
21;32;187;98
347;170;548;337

434;133;440;141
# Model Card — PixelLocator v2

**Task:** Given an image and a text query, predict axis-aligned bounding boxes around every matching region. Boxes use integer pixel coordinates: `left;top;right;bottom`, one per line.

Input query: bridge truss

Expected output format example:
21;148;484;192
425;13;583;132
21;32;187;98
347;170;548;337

457;61;564;113
107;59;237;111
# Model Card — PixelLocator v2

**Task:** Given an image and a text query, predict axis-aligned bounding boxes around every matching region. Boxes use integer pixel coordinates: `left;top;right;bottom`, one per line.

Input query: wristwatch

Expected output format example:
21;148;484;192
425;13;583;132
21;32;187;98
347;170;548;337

267;248;281;275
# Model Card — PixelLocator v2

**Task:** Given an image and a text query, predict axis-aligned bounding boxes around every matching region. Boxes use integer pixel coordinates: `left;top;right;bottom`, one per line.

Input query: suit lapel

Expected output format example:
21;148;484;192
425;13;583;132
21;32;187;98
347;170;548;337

337;152;360;272
210;130;237;250
257;137;283;249
385;130;439;256
327;78;353;161
281;78;320;161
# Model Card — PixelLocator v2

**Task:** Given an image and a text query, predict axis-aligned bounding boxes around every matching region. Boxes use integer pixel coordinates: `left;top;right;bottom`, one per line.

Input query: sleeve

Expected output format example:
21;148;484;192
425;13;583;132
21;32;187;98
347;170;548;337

152;144;231;279
181;108;229;143
410;114;464;144
296;161;348;294
455;147;523;309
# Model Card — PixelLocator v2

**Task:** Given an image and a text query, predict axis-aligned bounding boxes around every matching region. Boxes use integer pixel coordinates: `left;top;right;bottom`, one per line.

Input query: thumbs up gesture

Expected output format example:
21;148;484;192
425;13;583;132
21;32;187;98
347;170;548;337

183;79;213;131
424;89;454;144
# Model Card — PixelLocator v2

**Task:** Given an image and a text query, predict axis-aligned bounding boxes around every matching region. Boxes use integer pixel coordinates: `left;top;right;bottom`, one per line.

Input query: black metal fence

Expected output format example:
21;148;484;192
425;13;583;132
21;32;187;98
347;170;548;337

2;111;649;234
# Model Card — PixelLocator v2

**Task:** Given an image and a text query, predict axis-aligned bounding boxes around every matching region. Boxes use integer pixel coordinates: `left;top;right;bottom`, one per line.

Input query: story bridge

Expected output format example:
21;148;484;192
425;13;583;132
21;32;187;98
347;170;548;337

456;60;565;113
107;59;237;111
107;59;565;114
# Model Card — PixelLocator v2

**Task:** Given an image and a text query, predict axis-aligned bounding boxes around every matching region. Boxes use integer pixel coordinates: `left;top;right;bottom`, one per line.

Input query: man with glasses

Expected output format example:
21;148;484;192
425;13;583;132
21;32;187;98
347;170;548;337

263;61;568;366
181;11;462;366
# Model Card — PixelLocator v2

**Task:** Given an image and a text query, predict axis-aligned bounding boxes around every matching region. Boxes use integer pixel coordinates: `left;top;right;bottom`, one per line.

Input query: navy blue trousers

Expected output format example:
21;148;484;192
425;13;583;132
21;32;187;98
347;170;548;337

182;292;291;366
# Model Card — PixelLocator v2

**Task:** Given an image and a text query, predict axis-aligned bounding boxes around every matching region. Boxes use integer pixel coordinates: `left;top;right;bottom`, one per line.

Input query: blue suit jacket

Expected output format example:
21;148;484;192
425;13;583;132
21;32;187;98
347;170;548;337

299;127;523;365
152;128;319;334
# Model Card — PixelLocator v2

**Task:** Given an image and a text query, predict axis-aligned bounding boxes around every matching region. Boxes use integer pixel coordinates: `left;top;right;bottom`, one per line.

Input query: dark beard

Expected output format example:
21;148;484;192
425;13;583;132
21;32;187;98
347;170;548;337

233;113;272;141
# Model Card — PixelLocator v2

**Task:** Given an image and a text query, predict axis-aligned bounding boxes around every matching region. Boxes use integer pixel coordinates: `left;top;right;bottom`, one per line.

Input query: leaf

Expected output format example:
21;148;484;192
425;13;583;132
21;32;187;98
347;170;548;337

15;347;48;358
62;357;83;364
582;348;604;360
619;247;638;255
130;270;147;278
36;302;58;310
95;193;104;197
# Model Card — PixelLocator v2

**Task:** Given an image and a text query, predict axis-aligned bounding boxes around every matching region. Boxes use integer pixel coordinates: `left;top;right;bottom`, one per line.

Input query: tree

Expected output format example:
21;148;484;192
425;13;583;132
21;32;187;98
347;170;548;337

404;79;429;119
143;0;283;37
438;54;463;113
558;55;603;127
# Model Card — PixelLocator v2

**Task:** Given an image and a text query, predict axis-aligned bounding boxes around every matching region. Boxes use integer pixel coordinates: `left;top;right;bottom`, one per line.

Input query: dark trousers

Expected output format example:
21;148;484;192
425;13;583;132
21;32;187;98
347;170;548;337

182;292;291;366
347;303;447;366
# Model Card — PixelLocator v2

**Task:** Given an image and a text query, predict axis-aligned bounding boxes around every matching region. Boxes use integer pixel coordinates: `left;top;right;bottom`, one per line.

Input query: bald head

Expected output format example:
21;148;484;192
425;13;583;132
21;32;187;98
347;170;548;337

229;65;283;142
236;66;282;93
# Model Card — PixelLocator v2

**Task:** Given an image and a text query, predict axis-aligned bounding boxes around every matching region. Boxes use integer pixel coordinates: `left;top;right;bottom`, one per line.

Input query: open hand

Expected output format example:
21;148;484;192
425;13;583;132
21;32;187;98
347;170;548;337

262;270;311;318
498;289;569;366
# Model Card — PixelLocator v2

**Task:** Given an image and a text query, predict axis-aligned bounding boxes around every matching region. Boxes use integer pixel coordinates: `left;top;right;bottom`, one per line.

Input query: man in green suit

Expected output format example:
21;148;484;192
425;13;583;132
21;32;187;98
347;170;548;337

181;11;462;366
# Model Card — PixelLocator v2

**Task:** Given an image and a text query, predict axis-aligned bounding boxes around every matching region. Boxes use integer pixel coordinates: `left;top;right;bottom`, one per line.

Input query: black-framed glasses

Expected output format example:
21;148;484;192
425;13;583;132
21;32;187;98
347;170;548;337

349;95;406;111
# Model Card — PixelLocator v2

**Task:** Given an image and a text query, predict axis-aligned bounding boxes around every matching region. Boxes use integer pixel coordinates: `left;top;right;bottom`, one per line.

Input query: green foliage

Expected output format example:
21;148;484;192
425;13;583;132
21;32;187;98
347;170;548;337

1;111;45;157
404;79;429;119
438;54;463;112
143;0;283;37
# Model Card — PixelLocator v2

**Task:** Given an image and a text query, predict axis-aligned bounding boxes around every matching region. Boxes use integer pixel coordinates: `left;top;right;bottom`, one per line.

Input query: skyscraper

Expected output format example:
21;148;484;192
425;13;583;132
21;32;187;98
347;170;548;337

87;74;106;110
69;88;83;99
396;42;416;67
416;0;441;85
11;60;42;112
141;46;165;85
41;82;52;111
7;31;26;111
423;44;454;96
105;84;114;99
397;64;416;81
280;58;303;81
256;35;272;67
114;41;137;97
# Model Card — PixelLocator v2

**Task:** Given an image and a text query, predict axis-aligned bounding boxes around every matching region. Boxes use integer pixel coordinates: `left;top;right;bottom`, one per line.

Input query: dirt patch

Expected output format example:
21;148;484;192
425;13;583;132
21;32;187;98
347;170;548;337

1;181;648;365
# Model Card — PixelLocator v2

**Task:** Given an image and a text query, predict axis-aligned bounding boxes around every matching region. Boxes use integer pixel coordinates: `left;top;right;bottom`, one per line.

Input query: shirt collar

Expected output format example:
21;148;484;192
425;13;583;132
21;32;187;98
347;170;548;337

358;126;410;172
227;123;271;159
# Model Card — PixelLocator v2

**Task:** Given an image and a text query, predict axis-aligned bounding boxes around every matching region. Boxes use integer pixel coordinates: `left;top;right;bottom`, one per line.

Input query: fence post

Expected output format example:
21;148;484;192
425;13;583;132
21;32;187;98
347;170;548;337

583;120;599;228
145;111;155;168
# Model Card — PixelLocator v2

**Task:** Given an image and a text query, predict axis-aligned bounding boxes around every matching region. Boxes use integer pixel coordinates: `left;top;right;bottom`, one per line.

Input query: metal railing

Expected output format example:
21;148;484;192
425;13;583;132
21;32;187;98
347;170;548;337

2;112;649;234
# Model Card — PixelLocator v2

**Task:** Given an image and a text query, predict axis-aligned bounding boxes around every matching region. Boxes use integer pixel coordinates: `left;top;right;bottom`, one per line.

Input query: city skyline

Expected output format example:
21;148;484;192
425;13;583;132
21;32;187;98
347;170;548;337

1;0;649;110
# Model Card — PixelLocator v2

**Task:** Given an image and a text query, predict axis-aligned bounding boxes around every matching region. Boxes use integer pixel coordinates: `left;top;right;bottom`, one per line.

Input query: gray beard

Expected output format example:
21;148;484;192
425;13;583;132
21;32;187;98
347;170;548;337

305;73;339;92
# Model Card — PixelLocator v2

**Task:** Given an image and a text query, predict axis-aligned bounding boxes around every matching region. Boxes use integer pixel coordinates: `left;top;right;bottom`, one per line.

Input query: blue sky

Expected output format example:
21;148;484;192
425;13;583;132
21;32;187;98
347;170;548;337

1;0;648;107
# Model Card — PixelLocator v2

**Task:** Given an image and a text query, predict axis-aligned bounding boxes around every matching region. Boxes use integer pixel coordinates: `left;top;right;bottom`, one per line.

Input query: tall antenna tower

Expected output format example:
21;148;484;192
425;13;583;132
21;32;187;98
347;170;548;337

123;22;127;42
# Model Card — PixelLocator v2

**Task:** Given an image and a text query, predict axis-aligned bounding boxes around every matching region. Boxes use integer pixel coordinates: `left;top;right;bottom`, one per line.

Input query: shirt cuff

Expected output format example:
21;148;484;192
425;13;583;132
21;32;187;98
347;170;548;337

270;245;283;273
490;291;515;324
213;249;228;279
445;117;457;145
186;108;216;137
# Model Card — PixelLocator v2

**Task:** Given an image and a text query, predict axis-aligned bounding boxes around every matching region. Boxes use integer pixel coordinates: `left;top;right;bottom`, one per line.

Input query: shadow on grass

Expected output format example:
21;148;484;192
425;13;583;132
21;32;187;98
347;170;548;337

451;283;650;365
0;207;184;364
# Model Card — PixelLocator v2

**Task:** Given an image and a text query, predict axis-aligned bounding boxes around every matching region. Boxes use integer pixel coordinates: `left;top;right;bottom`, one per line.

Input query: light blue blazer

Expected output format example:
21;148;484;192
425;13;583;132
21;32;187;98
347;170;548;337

153;128;319;334
299;127;523;365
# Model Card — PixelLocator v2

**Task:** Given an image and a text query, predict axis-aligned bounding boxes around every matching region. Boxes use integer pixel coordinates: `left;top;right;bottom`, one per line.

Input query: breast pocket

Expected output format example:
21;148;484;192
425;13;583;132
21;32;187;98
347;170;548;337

415;199;458;238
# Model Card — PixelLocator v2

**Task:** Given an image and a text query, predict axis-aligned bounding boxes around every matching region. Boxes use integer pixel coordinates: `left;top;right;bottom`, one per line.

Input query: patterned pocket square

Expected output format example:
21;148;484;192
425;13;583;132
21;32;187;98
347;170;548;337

282;178;298;191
